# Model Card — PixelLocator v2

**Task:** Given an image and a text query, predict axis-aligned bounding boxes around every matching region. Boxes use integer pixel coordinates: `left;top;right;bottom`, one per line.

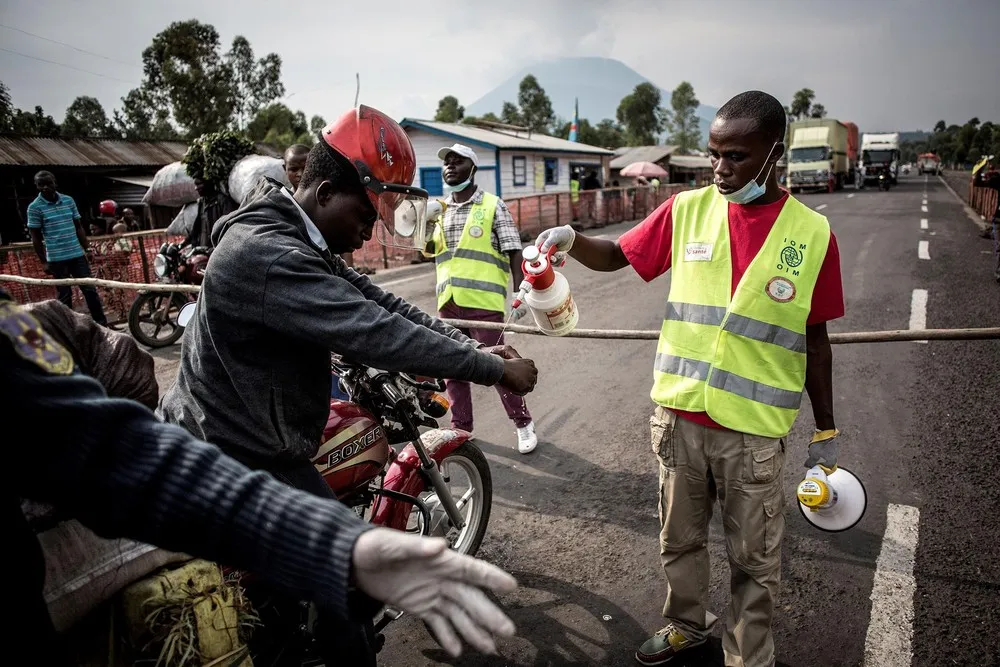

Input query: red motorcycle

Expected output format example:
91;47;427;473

242;358;492;665
315;358;491;555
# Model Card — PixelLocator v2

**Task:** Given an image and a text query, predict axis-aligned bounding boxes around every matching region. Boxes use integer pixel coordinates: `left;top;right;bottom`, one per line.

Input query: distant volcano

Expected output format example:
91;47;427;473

466;56;718;142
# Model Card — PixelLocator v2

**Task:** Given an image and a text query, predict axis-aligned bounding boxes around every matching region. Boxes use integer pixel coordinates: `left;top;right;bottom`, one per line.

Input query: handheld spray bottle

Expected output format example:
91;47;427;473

510;244;579;336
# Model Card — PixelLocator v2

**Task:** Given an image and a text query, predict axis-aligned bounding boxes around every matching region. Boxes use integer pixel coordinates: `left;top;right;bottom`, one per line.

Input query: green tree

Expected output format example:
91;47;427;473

62;96;113;137
434;95;465;123
516;75;554;133
933;120;946;133
227;36;284;130
594;119;625;149
11;105;60;136
617;82;665;146
500;102;522;126
810;103;827;119
665;81;701;153
112;88;178;140
309;114;326;134
789;88;815;120
0;80;13;132
247;103;311;150
140;20;236;137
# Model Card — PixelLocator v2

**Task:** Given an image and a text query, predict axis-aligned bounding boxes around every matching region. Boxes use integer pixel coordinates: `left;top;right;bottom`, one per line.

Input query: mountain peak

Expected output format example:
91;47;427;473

467;57;717;139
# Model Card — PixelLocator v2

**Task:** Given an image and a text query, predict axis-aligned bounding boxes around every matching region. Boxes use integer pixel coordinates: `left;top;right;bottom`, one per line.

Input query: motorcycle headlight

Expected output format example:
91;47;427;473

153;254;168;277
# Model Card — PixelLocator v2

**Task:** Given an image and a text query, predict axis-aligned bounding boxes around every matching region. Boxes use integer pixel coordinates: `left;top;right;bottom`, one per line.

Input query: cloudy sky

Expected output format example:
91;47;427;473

1;0;997;132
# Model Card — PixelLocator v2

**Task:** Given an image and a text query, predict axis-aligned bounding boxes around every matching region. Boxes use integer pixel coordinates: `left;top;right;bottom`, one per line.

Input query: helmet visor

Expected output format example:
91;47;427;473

366;182;433;250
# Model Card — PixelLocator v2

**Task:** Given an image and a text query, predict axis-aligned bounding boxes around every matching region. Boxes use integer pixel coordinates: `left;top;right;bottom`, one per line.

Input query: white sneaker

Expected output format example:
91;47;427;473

516;422;538;454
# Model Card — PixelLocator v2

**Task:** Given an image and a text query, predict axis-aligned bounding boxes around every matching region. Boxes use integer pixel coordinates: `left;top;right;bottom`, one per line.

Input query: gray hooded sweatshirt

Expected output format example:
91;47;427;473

158;180;504;471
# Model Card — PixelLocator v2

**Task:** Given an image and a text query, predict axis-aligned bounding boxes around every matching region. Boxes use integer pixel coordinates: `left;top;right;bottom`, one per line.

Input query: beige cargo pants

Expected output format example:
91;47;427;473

650;406;785;667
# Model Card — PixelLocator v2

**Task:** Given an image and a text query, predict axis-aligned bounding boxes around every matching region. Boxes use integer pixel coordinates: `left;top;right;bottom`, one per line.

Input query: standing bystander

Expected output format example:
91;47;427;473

27;171;108;327
429;144;538;453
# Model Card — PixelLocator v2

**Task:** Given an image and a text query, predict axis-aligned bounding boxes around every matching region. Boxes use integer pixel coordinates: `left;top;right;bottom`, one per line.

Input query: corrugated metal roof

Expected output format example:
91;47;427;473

401;120;614;155
0;135;282;167
610;145;678;169
669;155;713;169
0;135;190;167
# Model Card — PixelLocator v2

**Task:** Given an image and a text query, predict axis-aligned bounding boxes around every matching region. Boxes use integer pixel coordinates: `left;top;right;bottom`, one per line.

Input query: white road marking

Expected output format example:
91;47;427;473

864;504;920;667
909;289;928;344
918;240;930;260
920;218;928;230
815;203;828;211
921;205;928;213
847;193;855;199
922;199;927;205
377;272;434;289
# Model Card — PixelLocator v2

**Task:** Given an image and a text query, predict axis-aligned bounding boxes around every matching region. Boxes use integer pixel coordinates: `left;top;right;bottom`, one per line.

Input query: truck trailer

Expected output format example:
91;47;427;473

918;153;941;176
787;118;858;193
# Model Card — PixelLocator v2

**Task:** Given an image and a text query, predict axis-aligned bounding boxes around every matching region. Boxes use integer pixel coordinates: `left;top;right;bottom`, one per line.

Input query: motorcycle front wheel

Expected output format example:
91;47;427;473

410;442;492;557
128;291;187;348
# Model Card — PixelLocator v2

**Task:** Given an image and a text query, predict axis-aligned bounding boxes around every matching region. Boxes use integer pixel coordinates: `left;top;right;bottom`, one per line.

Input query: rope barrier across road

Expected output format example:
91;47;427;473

3;274;998;344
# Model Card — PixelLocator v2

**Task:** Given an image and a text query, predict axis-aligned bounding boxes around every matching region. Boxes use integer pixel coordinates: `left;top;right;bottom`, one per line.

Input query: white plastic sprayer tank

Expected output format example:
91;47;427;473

518;245;578;336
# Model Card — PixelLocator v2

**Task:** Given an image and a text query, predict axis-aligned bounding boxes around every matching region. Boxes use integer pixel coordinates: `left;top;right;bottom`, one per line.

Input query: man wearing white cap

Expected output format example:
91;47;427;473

428;143;537;453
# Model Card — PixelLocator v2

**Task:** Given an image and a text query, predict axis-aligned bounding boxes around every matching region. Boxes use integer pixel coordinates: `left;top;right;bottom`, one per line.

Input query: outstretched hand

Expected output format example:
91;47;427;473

352;528;518;657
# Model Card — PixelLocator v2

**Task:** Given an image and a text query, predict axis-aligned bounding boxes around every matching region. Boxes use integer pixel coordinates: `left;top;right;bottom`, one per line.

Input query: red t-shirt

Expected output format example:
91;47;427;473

619;192;844;430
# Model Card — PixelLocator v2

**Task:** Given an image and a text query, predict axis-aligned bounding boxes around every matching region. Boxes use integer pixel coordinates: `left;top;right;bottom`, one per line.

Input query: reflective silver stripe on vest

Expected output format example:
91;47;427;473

708;369;802;410
435;248;509;271
721;313;807;353
653;353;712;382
665;302;727;327
436;277;507;296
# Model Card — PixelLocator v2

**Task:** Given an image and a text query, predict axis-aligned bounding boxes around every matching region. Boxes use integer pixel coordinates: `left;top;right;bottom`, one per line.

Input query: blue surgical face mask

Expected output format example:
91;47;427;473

721;142;778;204
444;178;472;195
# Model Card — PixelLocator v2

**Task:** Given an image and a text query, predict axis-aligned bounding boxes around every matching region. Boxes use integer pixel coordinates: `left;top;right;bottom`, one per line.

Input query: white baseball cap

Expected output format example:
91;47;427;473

437;143;479;167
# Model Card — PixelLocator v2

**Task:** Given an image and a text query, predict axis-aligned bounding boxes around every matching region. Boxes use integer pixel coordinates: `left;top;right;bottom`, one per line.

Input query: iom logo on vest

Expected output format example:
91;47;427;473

767;238;805;302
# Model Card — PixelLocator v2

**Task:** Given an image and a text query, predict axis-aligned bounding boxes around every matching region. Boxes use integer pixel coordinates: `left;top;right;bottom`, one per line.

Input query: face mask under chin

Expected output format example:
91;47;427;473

721;142;778;204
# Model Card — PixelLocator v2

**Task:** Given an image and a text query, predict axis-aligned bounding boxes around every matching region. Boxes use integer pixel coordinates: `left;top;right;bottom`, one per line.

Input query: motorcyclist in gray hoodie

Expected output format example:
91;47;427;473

159;105;536;664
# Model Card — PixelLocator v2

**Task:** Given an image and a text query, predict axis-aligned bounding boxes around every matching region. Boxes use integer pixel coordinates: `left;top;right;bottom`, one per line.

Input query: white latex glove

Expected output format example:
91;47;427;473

352;528;518;657
509;301;530;324
536;225;576;254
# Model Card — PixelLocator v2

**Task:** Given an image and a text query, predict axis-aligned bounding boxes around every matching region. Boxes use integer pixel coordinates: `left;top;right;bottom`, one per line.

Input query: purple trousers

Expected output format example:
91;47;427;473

439;301;532;431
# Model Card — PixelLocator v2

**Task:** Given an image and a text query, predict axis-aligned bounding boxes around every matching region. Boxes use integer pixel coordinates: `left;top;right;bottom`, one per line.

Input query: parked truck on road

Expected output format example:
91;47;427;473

918;153;941;176
861;133;901;185
787;118;859;193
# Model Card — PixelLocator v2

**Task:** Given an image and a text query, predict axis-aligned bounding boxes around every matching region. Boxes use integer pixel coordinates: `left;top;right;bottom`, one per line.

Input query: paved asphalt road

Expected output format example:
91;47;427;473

150;174;999;667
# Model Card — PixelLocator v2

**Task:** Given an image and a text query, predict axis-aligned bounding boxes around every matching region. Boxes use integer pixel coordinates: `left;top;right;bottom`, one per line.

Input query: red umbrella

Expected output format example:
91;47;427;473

620;161;669;179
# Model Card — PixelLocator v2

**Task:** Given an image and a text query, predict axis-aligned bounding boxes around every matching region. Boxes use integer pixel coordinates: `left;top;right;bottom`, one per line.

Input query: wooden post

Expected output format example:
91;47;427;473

137;236;150;283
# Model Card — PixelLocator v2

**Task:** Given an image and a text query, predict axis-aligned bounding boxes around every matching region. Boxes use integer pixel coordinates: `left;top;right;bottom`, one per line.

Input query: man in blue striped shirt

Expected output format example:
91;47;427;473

27;171;108;326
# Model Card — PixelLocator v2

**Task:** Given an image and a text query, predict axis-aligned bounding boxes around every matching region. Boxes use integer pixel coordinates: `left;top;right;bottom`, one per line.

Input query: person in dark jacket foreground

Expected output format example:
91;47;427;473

2;291;517;663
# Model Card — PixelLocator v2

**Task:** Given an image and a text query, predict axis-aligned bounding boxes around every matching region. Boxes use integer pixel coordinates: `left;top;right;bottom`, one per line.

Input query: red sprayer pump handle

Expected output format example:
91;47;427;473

512;245;557;309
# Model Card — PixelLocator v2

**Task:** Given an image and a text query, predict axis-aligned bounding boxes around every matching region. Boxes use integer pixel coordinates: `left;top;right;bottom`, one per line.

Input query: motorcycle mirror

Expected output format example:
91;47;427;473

177;301;197;328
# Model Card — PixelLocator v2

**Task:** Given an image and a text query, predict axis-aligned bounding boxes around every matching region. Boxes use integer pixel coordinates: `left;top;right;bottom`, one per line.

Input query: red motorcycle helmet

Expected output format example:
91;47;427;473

99;199;117;216
320;105;427;237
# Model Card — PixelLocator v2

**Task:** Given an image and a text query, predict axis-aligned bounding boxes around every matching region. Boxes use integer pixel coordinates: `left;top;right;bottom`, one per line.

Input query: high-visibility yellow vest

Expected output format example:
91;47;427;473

651;186;831;437
432;192;510;313
570;179;580;203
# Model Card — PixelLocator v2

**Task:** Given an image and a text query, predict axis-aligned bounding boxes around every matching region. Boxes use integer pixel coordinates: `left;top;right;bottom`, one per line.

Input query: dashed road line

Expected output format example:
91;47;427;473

918;240;930;260
863;504;920;667
847;193;855;199
922;199;928;205
920;218;928;230
909;289;928;344
921;205;928;213
815;203;828;211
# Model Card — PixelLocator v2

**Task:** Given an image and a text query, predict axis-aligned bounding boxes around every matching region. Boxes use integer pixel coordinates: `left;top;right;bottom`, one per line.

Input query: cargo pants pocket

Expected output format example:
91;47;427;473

650;407;676;467
742;436;784;485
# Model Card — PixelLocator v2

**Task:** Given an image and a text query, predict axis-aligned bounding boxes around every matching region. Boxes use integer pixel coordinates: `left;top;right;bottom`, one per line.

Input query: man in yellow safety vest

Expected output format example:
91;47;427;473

428;144;538;454
538;91;845;667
